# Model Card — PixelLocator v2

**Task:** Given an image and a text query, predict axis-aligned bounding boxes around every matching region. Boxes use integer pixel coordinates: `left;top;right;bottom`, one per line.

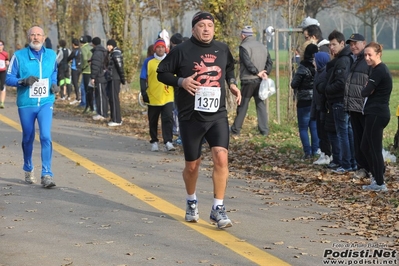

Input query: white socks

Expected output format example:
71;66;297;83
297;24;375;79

186;193;196;201
213;198;223;209
187;194;224;208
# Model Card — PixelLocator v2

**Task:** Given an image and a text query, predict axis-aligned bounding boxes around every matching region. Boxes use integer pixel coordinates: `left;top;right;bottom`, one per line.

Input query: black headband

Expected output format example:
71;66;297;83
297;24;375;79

192;12;214;28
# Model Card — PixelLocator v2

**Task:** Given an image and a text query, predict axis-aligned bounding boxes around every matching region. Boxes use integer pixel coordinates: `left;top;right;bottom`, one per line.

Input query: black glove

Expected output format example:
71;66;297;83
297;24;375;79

121;79;126;85
51;84;60;94
19;76;39;86
142;92;149;103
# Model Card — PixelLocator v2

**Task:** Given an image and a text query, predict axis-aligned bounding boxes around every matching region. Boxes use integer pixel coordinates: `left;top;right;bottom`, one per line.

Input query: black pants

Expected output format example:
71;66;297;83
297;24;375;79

95;81;108;118
148;102;174;144
107;80;121;123
231;81;268;135
71;69;81;101
0;71;6;91
83;74;93;111
316;111;331;156
350;111;369;171
360;114;389;185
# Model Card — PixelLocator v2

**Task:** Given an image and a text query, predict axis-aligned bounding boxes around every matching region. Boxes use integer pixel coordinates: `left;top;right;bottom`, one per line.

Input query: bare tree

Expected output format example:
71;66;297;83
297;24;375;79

386;16;398;49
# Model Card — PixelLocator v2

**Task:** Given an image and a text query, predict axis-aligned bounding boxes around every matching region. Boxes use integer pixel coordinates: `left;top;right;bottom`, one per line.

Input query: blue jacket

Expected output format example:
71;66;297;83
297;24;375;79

6;46;57;108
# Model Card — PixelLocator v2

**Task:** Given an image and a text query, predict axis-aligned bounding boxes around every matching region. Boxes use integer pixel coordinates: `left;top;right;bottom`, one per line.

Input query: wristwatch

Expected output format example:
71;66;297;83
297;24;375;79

229;78;237;86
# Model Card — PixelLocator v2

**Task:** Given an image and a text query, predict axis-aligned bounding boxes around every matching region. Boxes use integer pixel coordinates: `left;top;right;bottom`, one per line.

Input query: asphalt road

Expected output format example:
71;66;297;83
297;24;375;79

0;94;396;266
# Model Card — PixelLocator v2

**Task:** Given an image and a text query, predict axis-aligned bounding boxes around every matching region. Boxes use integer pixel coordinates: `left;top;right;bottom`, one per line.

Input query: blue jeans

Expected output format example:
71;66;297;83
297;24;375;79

331;103;356;169
18;103;53;177
79;78;86;107
297;105;319;155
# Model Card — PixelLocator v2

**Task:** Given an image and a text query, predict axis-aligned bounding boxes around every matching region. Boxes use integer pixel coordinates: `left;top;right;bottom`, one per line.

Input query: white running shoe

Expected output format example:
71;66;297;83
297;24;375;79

92;114;105;121
69;99;80;105
210;205;232;229
108;121;122;127
165;141;175;151
151;142;159;152
25;171;37;184
313;153;331;165
185;200;199;222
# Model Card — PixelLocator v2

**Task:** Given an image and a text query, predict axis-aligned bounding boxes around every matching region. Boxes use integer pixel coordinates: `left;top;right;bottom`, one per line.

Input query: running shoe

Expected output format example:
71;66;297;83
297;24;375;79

185;200;199;222
41;175;56;188
210;205;232;229
25;171;36;184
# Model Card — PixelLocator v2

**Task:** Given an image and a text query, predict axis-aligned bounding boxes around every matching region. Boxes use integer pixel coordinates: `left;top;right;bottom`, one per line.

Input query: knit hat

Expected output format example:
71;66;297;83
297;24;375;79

314;52;330;70
300;16;320;28
79;36;88;43
241;26;254;36
192;12;214;28
170;33;183;45
106;39;117;47
72;38;79;46
153;39;166;50
304;43;319;60
86;35;92;43
92;37;101;46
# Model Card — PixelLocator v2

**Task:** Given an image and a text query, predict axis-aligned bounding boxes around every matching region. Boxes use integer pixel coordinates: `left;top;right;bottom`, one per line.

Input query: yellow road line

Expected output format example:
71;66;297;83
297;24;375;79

0;113;290;266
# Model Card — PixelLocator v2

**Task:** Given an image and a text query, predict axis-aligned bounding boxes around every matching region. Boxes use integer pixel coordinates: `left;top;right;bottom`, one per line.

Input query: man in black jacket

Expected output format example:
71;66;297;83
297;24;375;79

230;26;273;136
344;33;371;178
325;30;355;174
106;39;125;126
90;37;108;121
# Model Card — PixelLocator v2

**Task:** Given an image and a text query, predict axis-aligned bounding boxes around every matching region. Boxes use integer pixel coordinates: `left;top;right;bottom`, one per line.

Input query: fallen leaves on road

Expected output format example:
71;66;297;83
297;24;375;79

54;91;399;250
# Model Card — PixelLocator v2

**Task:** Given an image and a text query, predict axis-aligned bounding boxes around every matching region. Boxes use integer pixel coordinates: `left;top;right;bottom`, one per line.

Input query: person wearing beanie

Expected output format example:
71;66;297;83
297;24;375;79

90;37;109;121
67;38;83;105
230;25;273;137
140;38;175;152
105;39;125;126
157;11;241;229
291;41;319;160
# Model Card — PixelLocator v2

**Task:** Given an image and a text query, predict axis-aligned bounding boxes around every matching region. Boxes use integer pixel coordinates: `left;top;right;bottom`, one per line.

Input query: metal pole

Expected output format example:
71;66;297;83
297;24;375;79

275;29;280;124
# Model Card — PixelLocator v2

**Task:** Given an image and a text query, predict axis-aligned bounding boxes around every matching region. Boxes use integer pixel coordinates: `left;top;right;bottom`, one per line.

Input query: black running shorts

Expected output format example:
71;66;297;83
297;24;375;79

179;115;229;161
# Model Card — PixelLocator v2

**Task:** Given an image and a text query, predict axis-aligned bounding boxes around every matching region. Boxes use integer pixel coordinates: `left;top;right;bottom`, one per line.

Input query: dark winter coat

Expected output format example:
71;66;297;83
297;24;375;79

325;45;353;104
106;47;125;84
90;45;108;83
344;51;371;113
291;59;315;104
